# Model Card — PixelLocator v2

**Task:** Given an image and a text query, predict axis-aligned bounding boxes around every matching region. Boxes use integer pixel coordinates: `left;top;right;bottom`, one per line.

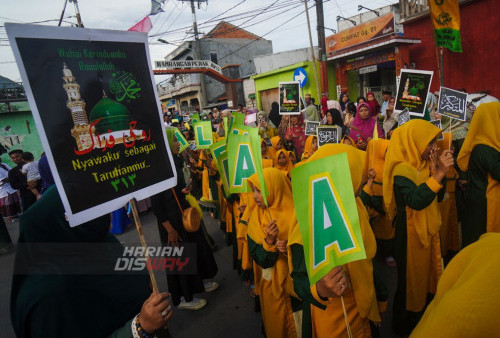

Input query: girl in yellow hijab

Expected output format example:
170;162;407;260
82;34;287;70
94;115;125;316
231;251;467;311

382;119;454;335
362;138;396;266
457;102;500;246
274;149;294;176
301;136;318;161
411;233;500;337
288;144;381;338
436;132;460;258
247;168;301;338
261;138;273;160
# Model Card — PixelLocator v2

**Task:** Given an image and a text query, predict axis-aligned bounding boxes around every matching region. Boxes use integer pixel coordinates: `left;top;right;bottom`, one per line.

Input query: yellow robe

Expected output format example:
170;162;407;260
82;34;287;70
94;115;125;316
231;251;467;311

411;233;500;337
364;139;394;240
383;119;444;312
290;144;381;337
247;168;299;338
457;102;500;234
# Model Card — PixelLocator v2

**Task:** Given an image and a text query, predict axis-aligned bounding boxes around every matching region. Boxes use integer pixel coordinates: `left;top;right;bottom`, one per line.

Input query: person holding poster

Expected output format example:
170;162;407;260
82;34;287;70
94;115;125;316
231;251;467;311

151;135;218;311
348;103;384;150
457;102;500;246
288;144;381;338
284;115;307;158
436;133;460;261
383;120;454;335
247;168;301;338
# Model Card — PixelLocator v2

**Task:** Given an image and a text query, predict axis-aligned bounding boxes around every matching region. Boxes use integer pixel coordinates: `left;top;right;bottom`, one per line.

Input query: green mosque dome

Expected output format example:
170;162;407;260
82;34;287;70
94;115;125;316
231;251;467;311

89;97;132;134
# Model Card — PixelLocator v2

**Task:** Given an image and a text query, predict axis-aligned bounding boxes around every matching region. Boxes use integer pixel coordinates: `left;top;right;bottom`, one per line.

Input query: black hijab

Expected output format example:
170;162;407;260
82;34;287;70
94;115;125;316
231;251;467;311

11;169;150;337
268;101;281;128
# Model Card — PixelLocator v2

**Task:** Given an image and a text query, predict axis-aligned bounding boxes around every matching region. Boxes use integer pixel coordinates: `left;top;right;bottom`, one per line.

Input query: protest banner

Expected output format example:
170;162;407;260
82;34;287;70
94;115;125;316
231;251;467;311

397;108;411;126
305;121;320;136
217;151;231;196
429;0;462;52
209;139;226;172
6;23;176;227
248;128;268;206
229;112;245;133
438;87;468;121
223;116;229;137
279;81;301;114
317;126;341;147
190;113;200;124
228;133;256;194
193;120;213;149
173;128;190;153
291;153;366;285
227;127;266;200
395;69;433;117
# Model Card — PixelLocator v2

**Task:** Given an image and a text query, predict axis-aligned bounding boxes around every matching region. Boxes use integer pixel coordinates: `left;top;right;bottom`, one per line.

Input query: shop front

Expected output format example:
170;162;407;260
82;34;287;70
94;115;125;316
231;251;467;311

326;12;419;103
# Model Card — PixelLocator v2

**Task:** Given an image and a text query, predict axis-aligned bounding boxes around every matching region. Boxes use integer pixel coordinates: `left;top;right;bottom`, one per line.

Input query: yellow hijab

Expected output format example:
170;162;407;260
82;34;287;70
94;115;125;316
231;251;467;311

383;119;442;247
341;135;359;149
274;149;293;175
261;138;273;160
301;135;317;160
270;136;281;150
411;233;500;337
457;102;500;234
457;102;500;170
247;168;297;297
289;144;381;323
365;138;390;196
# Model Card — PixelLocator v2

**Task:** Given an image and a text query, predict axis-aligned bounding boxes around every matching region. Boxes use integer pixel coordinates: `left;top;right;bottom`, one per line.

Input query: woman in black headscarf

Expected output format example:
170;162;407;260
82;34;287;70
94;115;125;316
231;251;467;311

268;101;281;129
325;108;347;136
11;158;172;337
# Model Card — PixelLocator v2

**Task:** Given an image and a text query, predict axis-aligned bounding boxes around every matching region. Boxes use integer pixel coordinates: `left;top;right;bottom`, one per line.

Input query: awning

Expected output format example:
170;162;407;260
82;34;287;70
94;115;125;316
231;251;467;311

327;36;421;61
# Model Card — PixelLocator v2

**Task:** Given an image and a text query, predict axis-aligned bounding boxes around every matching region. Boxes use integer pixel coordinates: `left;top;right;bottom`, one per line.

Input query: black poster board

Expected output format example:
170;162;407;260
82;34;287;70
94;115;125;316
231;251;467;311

317;126;341;147
6;24;177;226
305;121;320;136
438;87;468;121
395;69;433;117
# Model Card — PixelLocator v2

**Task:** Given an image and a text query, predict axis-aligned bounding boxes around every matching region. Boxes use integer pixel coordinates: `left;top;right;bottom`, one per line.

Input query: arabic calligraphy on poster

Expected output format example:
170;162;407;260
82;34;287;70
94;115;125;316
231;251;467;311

7;24;176;226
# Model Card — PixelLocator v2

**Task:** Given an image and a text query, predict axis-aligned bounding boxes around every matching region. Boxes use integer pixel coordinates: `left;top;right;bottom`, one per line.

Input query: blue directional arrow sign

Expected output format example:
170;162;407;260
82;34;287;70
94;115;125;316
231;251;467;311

293;67;308;88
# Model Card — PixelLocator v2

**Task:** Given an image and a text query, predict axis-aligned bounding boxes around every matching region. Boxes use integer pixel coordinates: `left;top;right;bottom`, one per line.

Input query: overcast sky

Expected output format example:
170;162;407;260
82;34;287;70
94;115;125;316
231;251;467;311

0;0;396;83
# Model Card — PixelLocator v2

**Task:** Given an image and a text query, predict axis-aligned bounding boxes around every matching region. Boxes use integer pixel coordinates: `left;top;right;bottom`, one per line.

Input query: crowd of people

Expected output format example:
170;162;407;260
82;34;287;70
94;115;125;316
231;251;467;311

1;90;499;337
158;94;499;337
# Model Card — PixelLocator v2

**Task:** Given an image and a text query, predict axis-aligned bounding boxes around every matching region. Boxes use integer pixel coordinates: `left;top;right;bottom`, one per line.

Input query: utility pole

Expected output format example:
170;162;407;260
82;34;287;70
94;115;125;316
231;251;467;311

303;0;321;106
189;0;207;109
69;0;84;27
315;0;329;97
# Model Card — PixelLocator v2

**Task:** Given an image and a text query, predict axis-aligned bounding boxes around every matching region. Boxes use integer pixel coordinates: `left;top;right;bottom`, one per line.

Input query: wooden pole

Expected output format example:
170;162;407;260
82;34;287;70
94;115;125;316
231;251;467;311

340;296;353;338
129;198;159;294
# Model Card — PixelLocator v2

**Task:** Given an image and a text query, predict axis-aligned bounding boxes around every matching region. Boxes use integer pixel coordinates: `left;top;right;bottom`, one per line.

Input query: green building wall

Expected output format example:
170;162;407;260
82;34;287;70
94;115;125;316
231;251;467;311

0;111;44;167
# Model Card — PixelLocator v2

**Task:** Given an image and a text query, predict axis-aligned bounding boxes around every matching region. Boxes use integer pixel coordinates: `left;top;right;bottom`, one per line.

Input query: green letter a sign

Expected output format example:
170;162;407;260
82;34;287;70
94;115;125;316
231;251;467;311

311;176;356;268
291;152;366;285
228;133;257;193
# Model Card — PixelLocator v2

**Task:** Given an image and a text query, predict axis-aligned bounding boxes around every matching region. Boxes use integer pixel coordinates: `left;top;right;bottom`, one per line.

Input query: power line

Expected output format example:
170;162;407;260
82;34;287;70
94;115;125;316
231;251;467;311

149;0;300;38
219;1;317;62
